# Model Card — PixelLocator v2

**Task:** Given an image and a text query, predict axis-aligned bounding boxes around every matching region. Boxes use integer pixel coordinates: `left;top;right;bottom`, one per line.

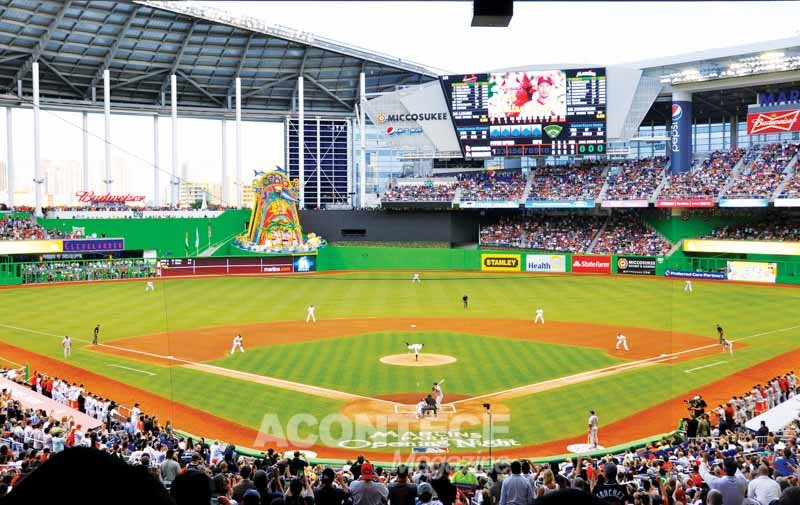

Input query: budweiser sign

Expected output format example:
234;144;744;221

75;191;146;203
747;109;800;135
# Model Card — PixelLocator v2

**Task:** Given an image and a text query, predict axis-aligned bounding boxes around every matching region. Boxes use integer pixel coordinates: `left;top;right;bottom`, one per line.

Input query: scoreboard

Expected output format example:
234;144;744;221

440;68;606;158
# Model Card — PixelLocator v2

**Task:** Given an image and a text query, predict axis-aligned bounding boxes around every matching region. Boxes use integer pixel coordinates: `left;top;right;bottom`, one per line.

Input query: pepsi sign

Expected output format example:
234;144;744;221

670;101;692;174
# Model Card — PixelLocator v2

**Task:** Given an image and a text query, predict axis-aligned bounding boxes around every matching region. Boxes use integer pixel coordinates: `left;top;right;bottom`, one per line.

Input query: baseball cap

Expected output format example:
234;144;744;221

361;462;375;480
244;489;260;498
418;482;433;495
537;75;554;86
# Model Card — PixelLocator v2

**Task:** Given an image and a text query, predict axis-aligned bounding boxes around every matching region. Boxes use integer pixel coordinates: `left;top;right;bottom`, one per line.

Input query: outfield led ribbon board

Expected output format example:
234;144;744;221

746;109;800;135
459;201;520;209
526;254;567;273
718;198;769;208
655;199;714;208
684;239;800;256
440;68;606;158
727;261;777;283
525;200;595;209
601;200;649;208
774;198;800;207
480;253;521;272
0;239;63;255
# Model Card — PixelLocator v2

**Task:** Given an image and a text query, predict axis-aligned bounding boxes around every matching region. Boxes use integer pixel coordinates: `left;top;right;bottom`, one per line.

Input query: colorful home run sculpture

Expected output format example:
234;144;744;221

233;167;325;254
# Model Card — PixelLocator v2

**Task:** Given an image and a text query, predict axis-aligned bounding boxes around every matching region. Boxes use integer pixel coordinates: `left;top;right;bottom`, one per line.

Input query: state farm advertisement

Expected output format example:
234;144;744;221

571;255;611;274
746;109;800;135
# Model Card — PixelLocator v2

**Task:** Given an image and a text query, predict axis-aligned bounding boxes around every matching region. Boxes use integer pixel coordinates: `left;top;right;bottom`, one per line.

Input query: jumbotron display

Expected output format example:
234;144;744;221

440;68;606;158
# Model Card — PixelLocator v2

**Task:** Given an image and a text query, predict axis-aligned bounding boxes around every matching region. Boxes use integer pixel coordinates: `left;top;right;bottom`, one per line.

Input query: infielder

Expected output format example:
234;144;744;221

615;333;629;351
62;336;71;359
722;337;734;355
306;305;316;323
685;280;693;293
716;324;725;344
534;308;545;324
433;380;445;408
92;324;100;345
588;410;599;449
406;342;423;361
145;280;155;292
412;273;421;283
230;334;245;354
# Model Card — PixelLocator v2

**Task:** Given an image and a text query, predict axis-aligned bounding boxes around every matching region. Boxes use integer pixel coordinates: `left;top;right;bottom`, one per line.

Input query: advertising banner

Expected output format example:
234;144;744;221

746;109;800;135
664;269;726;280
481;253;521;272
655;198;714;208
571;255;611;274
525;200;594;209
526;254;567;273
774;198;800;207
670;100;693;173
718;198;769;208
460;200;520;209
726;261;777;283
62;238;125;252
616;256;656;276
683;239;800;256
0;239;63;256
159;256;316;276
601;200;649;208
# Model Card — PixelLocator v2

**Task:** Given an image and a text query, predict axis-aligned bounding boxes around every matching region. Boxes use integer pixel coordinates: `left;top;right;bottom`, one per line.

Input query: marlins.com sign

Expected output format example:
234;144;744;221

481;254;520;272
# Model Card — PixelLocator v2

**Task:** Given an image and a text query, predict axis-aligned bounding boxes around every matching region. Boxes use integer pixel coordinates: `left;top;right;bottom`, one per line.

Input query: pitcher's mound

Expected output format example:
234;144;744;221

380;354;457;366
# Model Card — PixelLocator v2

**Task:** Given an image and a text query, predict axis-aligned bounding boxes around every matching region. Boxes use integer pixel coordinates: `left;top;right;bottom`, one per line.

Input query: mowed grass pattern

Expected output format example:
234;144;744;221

211;331;623;396
1;273;800;451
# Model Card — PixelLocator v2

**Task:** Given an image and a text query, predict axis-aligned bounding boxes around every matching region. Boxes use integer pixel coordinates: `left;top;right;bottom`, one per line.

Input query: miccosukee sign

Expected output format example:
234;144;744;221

616;256;657;276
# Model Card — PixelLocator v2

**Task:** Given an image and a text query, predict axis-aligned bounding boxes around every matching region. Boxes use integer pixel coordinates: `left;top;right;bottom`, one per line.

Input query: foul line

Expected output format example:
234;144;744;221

107;364;156;376
684;361;726;374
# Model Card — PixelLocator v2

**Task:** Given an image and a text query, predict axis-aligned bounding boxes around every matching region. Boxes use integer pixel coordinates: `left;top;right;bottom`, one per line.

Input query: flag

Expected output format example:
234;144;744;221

195;227;200;249
185;231;189;254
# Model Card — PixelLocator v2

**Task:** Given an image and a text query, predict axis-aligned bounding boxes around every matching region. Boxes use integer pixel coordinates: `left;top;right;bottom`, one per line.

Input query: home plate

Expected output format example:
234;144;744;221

567;443;605;453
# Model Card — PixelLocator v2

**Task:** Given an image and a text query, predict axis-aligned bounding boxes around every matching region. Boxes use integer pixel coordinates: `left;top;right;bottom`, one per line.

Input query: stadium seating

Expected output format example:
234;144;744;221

603;157;667;201
526;164;606;202
591;212;673;256
381;180;458;203
705;214;800;241
659;148;745;200
20;259;156;284
724;142;799;199
0;216;66;240
479;215;603;252
457;170;526;202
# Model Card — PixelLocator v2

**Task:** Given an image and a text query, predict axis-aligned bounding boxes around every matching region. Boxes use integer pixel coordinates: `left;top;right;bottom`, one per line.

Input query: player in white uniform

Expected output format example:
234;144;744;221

684;280;692;293
722;337;734;355
588;410;599;448
534;308;545;324
415;399;426;419
432;380;444;408
406;342;424;361
62;336;71;358
412;273;421;283
230;334;245;354
615;333;629;351
145;281;155;292
306;305;316;323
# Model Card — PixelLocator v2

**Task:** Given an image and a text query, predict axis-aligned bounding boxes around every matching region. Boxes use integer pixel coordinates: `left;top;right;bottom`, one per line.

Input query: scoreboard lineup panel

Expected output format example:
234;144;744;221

440;68;606;158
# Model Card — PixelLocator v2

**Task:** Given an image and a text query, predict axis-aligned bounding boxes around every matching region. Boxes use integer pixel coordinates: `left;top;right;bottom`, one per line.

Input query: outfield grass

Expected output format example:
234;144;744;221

1;273;799;453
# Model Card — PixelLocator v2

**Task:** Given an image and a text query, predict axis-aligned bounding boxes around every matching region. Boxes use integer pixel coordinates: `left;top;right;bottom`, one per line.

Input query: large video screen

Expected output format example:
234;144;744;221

440;68;606;158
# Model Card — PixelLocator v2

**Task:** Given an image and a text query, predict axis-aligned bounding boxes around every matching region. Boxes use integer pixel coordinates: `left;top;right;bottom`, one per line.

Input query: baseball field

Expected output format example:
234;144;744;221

1;271;798;463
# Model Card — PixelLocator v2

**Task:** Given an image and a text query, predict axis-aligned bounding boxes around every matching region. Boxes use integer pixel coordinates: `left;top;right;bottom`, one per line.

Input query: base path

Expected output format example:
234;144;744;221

379;354;457;367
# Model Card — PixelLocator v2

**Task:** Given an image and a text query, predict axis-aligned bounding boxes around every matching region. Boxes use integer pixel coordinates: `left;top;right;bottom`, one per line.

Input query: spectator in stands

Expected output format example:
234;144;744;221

458;170;526;202
661;148;746;200
499;460;535;505
726;143;799;199
604;157;666;201
349;462;389;505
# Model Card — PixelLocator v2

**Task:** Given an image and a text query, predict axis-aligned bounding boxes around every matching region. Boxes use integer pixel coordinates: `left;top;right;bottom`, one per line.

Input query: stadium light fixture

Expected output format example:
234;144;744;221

471;0;513;27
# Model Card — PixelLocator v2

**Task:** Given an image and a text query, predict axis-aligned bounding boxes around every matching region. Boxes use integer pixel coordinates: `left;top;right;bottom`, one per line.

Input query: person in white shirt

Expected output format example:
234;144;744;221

685;280;693;293
534;308;544;325
412;273;421;283
615;333;629;351
306;305;316;323
748;466;781;505
587;410;599;448
722;337;734;355
406;343;423;361
62;336;71;358
432;380;444;408
145;281;155;292
230;334;244;354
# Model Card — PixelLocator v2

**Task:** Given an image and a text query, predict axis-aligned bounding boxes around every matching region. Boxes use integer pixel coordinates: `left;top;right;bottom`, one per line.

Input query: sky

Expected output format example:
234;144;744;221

3;1;800;204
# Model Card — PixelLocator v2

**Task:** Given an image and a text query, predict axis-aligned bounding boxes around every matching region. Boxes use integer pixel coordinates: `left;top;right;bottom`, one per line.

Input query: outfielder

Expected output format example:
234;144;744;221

615;333;629;351
685;280;693;293
412;273;421;284
62;336;71;359
406;342;423;361
230;334;245;354
145;280;155;292
534;308;545;324
306;305;316;323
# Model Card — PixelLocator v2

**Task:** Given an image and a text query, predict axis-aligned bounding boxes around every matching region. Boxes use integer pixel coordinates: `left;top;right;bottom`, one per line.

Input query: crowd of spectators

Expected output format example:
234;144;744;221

659;148;746;200
0;217;66;241
479;215;603;252
458;171;527;202
20;259;157;284
778;172;800;200
603;158;667;201
705;214;800;241
592;213;673;256
725;143;800;199
527;164;606;202
381;182;458;203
